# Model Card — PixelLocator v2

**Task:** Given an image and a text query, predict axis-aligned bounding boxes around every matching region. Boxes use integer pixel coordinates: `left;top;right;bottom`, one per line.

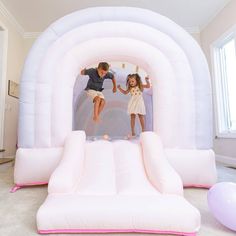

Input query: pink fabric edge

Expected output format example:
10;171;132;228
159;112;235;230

10;182;48;193
38;228;196;236
184;184;211;189
10;182;211;190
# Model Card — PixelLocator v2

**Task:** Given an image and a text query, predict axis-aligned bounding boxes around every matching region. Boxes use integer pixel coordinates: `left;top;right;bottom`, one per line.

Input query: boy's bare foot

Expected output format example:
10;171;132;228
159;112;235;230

93;116;100;123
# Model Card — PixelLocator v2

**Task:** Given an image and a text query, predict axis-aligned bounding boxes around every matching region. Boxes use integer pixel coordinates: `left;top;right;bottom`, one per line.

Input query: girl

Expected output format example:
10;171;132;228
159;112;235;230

117;73;150;137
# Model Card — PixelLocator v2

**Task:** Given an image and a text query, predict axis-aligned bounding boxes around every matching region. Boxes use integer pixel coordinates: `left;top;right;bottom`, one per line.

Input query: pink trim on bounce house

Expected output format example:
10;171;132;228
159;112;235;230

9;182;211;193
38;228;197;236
10;182;48;193
184;184;211;189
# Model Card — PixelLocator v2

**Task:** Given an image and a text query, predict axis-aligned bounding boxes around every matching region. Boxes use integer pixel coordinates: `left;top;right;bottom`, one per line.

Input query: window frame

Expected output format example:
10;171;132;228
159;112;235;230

211;25;236;139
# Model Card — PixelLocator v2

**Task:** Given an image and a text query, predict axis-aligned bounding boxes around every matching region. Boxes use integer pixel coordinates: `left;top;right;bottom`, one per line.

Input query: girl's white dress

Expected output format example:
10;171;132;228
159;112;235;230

127;86;146;115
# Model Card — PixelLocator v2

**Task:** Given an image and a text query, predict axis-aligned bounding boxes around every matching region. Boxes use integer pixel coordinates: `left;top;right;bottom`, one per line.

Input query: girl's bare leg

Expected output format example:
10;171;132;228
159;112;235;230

93;96;101;122
131;114;136;136
98;98;105;116
138;114;145;132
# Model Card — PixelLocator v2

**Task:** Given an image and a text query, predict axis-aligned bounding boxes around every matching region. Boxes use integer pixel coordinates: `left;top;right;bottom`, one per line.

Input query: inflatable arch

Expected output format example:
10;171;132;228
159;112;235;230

14;7;216;189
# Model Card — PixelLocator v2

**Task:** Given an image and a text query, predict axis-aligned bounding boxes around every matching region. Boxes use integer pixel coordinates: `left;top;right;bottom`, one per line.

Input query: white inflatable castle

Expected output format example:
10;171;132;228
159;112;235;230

13;7;217;236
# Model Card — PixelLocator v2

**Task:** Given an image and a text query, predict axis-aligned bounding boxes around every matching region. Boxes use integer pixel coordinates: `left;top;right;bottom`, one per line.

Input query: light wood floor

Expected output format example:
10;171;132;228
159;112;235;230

0;162;236;236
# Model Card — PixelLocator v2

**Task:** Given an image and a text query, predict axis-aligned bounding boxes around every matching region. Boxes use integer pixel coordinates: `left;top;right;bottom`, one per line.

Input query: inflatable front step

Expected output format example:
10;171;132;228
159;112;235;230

37;131;200;235
37;195;200;235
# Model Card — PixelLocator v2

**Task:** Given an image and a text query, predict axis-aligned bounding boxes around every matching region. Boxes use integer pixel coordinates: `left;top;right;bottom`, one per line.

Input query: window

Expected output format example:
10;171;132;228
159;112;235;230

212;30;236;138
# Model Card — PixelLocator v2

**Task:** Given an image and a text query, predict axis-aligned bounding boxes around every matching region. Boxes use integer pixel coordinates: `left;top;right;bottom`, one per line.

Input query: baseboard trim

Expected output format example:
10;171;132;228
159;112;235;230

216;154;236;168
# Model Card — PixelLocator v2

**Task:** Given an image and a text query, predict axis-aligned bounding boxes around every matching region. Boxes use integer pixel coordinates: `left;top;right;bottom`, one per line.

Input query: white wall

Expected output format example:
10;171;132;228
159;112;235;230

23;37;37;59
191;33;201;46
201;0;236;158
0;12;24;158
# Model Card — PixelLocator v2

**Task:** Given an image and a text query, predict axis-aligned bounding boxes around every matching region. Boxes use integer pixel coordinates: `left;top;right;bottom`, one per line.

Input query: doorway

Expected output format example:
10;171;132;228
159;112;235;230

0;25;8;153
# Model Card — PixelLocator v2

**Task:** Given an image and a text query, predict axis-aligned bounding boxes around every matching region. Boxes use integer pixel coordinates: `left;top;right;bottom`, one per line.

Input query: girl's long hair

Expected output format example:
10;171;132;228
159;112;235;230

126;73;143;91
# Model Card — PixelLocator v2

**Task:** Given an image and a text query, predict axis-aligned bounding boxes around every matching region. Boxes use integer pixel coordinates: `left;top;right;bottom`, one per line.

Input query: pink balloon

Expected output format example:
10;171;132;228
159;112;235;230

208;182;236;231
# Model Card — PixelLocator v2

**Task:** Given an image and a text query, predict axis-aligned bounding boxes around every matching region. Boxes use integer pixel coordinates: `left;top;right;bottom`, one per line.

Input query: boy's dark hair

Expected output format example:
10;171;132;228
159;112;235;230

98;62;109;71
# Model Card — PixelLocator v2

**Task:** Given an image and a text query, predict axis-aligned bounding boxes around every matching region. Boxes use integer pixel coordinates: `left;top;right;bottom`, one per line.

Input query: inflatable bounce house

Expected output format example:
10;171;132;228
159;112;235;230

13;7;217;236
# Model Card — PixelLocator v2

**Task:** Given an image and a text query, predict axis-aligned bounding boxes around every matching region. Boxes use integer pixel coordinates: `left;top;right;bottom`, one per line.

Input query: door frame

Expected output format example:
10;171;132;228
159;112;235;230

0;22;8;150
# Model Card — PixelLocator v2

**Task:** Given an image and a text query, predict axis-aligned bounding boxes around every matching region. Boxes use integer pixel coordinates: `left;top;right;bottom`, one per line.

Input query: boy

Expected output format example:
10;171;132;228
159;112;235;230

81;62;117;122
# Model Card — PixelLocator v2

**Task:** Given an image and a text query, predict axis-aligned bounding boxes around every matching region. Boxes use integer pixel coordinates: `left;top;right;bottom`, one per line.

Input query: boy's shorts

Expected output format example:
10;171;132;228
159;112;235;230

86;89;105;101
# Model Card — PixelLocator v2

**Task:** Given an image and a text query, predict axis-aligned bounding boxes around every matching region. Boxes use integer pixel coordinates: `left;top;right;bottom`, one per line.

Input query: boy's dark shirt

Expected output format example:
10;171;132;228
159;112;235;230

84;68;114;92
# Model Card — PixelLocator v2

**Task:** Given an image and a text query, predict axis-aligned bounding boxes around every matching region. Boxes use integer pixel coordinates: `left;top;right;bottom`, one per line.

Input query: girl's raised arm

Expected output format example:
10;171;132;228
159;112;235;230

117;85;129;95
142;76;151;88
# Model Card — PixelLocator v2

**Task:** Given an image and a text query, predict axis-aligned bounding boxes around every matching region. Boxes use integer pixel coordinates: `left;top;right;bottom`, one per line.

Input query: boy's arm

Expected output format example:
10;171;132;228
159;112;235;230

80;68;86;75
117;85;129;95
81;68;93;76
112;76;117;93
105;72;117;93
142;76;151;88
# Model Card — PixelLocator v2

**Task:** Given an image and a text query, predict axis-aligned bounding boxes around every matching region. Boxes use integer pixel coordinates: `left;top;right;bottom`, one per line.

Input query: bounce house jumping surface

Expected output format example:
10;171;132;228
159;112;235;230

14;6;217;235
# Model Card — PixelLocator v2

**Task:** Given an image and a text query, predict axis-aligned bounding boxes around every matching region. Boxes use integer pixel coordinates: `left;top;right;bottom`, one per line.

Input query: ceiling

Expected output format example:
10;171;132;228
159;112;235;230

0;0;231;33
